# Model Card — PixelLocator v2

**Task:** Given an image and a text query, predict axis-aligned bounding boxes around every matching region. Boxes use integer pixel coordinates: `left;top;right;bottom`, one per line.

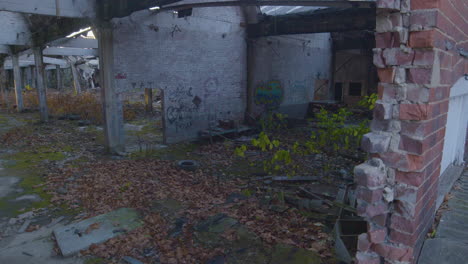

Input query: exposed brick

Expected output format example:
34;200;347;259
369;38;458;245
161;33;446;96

357;186;384;204
405;85;430;103
356;252;381;264
376;32;401;48
409;31;435;48
377;0;401;10
379;152;410;170
358;200;389;218
439;51;453;69
440;69;454;85
362;132;392;153
394;67;406;84
373;49;386;68
429;86;450;101
371;243;414;262
409;10;438;30
411;0;439;10
400;114;447;138
371;214;388;227
374;102;394;120
399;103;429;121
382;48;415;66
369;228;387;244
355;162;387;188
413;50;435;66
407;68;433;84
358;233;372;252
378;68;396;83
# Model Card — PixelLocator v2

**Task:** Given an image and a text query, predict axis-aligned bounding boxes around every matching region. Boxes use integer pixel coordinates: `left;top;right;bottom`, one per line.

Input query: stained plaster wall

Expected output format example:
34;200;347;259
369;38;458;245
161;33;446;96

250;33;332;118
112;6;247;143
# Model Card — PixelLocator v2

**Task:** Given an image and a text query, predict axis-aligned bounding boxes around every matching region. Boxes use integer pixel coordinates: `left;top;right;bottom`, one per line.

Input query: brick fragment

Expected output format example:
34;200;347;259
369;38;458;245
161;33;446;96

371;243;414;262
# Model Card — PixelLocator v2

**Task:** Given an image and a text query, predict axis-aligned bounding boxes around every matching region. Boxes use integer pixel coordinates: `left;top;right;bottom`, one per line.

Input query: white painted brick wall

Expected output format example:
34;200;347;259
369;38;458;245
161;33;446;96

112;7;246;143
251;33;332;118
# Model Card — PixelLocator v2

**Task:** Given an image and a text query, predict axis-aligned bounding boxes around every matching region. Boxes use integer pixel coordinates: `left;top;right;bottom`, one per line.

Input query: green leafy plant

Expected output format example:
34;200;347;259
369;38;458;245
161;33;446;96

259;112;288;132
358;93;378;110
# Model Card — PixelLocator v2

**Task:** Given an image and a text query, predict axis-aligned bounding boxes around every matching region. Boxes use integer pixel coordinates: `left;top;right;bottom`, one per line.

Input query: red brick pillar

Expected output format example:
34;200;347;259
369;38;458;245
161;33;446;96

353;0;466;262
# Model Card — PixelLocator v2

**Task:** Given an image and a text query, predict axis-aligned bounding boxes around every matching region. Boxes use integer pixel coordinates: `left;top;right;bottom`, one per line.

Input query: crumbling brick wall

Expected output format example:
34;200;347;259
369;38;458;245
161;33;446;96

356;0;468;263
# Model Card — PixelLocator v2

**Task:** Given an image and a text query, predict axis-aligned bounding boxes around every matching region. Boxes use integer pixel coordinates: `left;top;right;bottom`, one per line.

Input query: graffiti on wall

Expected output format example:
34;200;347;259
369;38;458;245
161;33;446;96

255;80;284;109
166;85;201;132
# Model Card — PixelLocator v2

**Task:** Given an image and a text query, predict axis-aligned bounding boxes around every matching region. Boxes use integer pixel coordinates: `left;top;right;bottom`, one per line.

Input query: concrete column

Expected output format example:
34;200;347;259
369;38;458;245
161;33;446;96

32;66;37;88
33;47;49;122
25;66;33;88
98;22;125;154
70;63;82;94
145;88;153;113
56;65;62;90
0;68;7;108
11;54;24;112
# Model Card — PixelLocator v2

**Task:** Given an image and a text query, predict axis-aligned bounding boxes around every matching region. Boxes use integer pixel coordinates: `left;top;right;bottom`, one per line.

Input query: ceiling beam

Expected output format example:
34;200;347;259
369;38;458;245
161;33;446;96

3;55;68;68
0;0;96;18
48;37;98;49
248;8;376;37
43;47;98;56
0;44;9;54
0;11;31;45
156;0;376;12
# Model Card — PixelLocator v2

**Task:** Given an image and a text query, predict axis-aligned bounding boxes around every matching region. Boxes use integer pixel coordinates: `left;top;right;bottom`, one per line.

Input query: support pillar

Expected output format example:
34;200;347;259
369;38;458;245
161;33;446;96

11;54;24;112
98;22;125;154
33;47;49;122
25;66;32;88
70;62;82;94
144;88;153;113
56;65;62;90
0;68;7;108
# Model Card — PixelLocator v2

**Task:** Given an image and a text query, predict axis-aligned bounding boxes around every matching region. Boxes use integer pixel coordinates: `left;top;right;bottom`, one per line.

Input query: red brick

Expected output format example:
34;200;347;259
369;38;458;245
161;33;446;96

369;228;387;244
440;69;454;85
406;85;430;103
429;86;450;102
376;32;401;48
400;114;447;139
358;233;372;252
399;103;429;121
357;187;384;204
371;214;388;227
413;50;435;66
378;68;396;83
410;10;438;29
378;152;410;170
407;68;433;84
383;48;415;66
411;0;440;10
378;84;399;102
371;243;414;262
377;0;401;10
399;128;444;155
356;252;381;264
409;31;435;48
438;51;453;70
358;201;389;218
374;102;393;120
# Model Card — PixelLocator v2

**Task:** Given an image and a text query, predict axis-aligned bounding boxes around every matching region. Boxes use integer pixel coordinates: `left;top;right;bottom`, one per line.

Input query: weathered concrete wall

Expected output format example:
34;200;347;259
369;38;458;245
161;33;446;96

112;6;246;143
356;0;468;263
334;49;376;105
250;33;332;118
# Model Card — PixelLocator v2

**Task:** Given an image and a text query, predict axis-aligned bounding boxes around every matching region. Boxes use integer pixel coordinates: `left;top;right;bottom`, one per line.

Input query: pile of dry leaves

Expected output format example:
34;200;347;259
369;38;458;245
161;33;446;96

47;159;333;263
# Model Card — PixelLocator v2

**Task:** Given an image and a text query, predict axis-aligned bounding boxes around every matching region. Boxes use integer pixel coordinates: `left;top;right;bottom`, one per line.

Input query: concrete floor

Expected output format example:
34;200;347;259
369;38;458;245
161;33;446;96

418;168;468;264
